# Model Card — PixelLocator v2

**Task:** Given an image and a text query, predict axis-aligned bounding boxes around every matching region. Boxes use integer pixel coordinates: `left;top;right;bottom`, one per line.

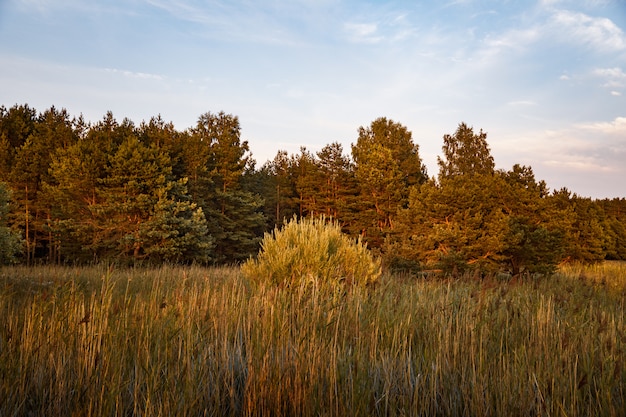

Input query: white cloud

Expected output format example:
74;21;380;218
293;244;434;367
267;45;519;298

507;100;537;106
104;68;164;81
342;13;416;45
344;22;380;42
142;0;301;46
611;91;622;96
551;9;626;51
543;157;616;173
14;0;117;16
483;27;541;51
576;116;626;134
492;115;626;197
594;67;626;88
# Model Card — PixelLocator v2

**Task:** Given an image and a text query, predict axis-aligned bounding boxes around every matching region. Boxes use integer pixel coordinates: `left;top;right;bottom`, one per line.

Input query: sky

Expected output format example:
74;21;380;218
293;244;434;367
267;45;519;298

1;0;625;199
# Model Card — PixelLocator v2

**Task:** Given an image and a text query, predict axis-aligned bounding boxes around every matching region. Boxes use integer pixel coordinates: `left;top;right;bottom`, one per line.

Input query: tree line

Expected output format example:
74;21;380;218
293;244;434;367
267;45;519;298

1;104;625;275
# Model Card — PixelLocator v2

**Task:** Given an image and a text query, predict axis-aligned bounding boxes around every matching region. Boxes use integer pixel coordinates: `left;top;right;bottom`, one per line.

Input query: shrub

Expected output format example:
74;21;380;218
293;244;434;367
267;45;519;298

242;216;381;288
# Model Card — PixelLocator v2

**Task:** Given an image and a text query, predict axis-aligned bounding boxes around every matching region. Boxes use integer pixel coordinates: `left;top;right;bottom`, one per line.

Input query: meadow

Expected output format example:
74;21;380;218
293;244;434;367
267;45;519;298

0;263;624;416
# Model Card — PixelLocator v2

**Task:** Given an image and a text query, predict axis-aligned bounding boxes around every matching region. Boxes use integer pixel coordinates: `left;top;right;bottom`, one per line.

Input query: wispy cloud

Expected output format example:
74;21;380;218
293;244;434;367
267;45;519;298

507;100;538;106
143;0;302;45
343;22;381;43
550;9;626;51
15;0;120;16
104;68;164;81
532;116;626;177
594;67;626;88
576;116;626;134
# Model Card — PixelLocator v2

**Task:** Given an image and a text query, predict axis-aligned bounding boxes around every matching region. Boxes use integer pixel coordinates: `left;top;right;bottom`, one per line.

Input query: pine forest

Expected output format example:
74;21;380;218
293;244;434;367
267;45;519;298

1;103;625;275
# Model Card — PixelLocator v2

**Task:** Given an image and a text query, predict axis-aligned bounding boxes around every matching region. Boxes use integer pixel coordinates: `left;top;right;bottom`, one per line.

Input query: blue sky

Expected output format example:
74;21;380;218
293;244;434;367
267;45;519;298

1;0;625;198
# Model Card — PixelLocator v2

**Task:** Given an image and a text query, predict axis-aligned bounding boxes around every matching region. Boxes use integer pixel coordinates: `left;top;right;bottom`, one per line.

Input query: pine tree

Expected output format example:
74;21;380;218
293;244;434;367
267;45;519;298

498;165;568;276
0;182;23;264
599;198;626;260
438;122;495;180
139;179;213;264
351;117;427;249
6;106;78;263
190;111;265;263
254;150;300;229
0;104;37;172
294;147;319;217
391;174;508;275
552;188;606;263
389;127;568;277
315;142;359;227
43;113;124;262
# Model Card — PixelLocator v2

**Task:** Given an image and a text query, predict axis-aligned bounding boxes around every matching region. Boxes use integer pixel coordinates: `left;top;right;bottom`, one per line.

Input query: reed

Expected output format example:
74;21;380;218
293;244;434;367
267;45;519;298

0;263;624;416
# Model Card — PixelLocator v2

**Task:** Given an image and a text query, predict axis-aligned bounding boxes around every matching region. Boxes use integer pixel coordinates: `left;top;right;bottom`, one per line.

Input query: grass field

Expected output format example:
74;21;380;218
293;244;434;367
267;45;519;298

1;263;625;416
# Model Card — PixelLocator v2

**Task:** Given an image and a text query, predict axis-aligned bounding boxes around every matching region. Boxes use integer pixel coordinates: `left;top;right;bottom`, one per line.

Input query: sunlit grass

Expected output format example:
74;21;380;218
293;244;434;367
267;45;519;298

0;263;624;416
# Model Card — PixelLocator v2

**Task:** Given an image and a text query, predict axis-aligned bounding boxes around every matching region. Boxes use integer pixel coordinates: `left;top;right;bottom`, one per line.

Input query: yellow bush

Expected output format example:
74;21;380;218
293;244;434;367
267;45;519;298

242;216;381;288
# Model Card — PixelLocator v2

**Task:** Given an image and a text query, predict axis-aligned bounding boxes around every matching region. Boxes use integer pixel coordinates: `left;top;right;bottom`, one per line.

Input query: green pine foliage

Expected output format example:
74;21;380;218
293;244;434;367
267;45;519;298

387;128;571;277
351;117;428;249
1;103;625;270
140;179;214;263
242;216;381;288
438;122;495;179
0;182;23;264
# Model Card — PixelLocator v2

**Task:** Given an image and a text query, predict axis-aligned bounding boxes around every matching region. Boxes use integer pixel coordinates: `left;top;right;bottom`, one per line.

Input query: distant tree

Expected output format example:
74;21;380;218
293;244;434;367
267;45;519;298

43;113;125;262
599;198;626;260
90;135;212;263
0;104;37;176
438;122;495;180
6;106;78;264
314;142;359;228
0;182;23;264
190;111;265;263
257;150;300;229
138;115;186;178
1;105;38;263
552;188;607;263
294;147;319;218
390;174;508;275
498;165;568;276
138;178;214;264
388;127;567;277
96;135;174;260
351;117;427;249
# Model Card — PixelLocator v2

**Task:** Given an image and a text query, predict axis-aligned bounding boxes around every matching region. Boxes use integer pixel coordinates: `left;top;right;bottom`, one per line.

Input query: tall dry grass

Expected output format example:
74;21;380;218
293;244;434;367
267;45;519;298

0;263;624;416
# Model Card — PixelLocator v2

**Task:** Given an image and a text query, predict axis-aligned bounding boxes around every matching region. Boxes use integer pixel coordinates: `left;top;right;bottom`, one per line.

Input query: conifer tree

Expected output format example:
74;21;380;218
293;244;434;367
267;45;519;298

438;122;495;180
190;111;265;263
43;113;124;262
391;174;507;275
315;142;359;226
7;106;77;263
256;150;300;229
498;165;568;276
93;135;212;263
599;198;626;260
552;188;606;263
351;117;427;249
139;179;213;264
389;126;568;277
0;182;23;264
294;147;319;217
